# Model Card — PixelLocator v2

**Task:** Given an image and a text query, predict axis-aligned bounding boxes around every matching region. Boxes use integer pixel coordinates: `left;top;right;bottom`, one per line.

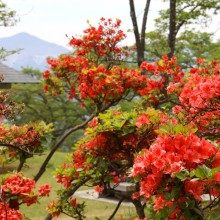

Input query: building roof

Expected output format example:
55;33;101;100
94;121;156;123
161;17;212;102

0;63;39;84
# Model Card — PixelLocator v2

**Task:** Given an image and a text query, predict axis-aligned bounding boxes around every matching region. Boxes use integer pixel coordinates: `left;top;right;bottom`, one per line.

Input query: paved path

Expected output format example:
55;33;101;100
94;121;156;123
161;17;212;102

75;189;133;207
75;190;215;207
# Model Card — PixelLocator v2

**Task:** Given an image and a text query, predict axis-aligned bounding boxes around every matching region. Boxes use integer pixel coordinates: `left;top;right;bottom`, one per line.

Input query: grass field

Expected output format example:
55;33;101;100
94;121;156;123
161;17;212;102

1;151;136;220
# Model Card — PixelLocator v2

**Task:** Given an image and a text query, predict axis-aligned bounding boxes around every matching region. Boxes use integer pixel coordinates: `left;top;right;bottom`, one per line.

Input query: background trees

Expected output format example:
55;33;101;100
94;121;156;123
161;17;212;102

12;68;86;152
0;0;20;60
129;0;220;66
144;30;220;68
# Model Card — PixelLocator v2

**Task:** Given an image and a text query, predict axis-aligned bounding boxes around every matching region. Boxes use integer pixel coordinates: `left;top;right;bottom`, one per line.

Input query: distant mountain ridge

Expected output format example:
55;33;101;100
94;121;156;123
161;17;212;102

0;32;70;71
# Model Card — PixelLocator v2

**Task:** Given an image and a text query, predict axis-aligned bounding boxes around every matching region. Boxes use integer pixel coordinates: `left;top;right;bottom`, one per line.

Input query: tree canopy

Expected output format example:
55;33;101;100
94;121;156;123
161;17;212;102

0;0;20;60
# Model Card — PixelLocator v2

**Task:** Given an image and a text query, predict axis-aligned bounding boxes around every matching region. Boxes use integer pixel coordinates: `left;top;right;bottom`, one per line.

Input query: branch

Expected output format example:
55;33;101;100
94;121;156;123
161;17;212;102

168;0;177;58
176;4;200;34
44;176;91;220
25;103;49;123
65;176;92;198
129;0;142;65
198;130;220;139
0;143;38;155
140;0;151;59
108;196;125;220
131;197;146;219
203;195;220;210
129;0;140;44
34;114;95;181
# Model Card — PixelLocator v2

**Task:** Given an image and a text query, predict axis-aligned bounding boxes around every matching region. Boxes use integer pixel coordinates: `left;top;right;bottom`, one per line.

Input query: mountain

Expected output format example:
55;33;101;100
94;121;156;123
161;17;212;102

0;32;70;71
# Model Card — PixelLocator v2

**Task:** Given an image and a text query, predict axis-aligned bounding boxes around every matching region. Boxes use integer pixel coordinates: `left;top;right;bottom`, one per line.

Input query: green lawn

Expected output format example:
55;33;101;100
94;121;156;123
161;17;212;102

1;151;136;220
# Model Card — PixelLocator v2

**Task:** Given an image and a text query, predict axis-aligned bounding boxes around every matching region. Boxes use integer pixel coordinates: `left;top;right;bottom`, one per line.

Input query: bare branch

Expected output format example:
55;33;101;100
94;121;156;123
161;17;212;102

108;196;125;220
34;113;95;181
0;143;39;155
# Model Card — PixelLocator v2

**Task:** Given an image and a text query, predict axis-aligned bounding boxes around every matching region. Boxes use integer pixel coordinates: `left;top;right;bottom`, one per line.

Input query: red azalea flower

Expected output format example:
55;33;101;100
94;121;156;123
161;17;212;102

95;186;103;193
38;184;51;197
43;70;50;79
214;172;220;182
71;198;77;207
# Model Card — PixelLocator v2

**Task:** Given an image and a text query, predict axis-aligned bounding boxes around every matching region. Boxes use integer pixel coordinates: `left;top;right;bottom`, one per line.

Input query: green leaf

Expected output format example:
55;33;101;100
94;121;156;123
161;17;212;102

191;127;198;133
211;166;220;175
195;165;211;178
163;191;173;201
158;59;164;67
183;208;193;219
192;207;203;217
156;125;170;134
122;126;135;135
133;175;140;182
190;169;196;177
174;124;185;134
112;118;127;129
187;199;195;209
175;170;189;180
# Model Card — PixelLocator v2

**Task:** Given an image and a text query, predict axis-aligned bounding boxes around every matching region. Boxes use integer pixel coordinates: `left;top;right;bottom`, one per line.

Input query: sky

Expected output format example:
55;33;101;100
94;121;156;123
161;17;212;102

1;0;167;48
2;0;220;49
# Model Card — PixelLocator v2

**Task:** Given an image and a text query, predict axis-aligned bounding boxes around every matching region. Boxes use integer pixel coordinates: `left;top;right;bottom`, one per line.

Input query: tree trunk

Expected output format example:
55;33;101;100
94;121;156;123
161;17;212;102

129;0;151;66
44;214;52;220
132;198;146;219
168;0;177;59
17;154;26;172
140;0;151;64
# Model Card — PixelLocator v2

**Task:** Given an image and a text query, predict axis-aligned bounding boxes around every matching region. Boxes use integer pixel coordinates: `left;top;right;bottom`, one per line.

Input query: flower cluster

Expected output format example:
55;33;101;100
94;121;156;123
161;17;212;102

0;124;40;146
171;60;220;138
0;173;51;219
180;66;220;111
0;203;23;220
47;197;85;218
0;121;53;161
43;18;149;109
132;133;219;219
139;55;185;105
69;17;127;60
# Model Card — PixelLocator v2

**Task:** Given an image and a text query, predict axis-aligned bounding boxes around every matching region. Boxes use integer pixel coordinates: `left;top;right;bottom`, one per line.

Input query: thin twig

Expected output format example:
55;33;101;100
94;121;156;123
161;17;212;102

108;196;125;220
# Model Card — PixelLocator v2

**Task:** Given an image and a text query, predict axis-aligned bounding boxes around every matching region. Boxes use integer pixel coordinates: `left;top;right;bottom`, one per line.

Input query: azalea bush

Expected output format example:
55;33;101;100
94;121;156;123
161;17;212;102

0;88;52;219
42;18;220;220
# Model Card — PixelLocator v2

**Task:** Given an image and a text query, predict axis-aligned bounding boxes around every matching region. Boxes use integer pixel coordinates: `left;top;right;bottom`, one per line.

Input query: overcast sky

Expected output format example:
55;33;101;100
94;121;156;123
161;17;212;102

0;0;168;48
2;0;220;48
